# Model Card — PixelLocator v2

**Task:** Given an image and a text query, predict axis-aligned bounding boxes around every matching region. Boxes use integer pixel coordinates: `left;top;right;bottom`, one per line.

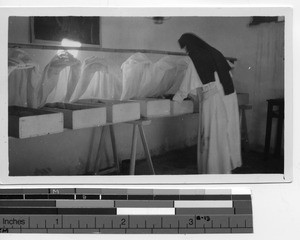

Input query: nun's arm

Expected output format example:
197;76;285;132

173;58;203;103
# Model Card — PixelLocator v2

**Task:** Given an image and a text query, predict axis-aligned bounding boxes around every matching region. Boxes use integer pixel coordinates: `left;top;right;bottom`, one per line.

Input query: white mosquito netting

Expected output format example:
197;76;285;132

9;50;232;109
8;49;40;108
70;56;122;102
37;51;81;107
120;53;189;100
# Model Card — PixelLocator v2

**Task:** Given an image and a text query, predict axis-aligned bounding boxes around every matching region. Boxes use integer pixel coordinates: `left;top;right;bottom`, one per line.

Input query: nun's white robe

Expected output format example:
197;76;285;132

173;57;242;174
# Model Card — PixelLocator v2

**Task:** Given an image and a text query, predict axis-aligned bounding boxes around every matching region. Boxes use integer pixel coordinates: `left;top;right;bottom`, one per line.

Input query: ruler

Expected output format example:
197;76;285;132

0;188;253;234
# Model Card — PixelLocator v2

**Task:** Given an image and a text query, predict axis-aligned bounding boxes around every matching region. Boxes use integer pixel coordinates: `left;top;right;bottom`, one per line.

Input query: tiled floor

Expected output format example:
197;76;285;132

120;146;284;175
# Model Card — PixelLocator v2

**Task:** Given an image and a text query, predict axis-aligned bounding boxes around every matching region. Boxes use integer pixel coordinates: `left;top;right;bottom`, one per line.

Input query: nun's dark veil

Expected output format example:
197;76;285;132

178;33;235;95
179;33;212;52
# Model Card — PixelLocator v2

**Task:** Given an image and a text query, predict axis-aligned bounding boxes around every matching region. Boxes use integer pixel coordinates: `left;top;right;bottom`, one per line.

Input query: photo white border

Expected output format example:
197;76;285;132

0;6;293;185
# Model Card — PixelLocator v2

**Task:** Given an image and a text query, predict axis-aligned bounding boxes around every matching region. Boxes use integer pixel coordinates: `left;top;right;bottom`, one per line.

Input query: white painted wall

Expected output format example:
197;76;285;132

101;16;284;150
7;16;284;175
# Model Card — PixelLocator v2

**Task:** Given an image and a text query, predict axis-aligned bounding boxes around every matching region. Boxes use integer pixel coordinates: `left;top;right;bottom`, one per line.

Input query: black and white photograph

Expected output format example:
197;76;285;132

5;13;288;180
0;2;298;240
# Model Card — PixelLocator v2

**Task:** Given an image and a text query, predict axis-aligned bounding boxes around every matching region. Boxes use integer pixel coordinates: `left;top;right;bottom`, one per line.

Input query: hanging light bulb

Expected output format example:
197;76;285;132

153;17;164;24
152;17;171;24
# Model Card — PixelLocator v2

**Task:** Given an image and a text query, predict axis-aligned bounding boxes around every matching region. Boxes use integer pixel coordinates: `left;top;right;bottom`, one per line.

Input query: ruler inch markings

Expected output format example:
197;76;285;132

0;214;253;234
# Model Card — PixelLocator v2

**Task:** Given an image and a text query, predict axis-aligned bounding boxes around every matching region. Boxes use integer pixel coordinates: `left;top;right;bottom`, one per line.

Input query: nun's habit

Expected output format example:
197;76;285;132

174;33;242;174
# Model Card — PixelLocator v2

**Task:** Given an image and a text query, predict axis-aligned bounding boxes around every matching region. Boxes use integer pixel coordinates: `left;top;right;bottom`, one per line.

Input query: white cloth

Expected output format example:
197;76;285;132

71;56;108;101
8;49;40;108
173;57;242;174
120;53;152;100
120;53;188;100
37;51;81;107
154;56;189;97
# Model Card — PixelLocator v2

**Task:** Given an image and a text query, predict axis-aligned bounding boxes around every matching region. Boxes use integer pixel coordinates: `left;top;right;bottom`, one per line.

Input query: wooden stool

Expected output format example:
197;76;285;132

264;98;284;160
126;119;155;175
86;125;120;175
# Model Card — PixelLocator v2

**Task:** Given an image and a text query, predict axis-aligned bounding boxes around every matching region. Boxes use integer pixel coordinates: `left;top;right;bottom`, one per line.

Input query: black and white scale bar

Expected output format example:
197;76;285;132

0;188;252;234
0;214;253;234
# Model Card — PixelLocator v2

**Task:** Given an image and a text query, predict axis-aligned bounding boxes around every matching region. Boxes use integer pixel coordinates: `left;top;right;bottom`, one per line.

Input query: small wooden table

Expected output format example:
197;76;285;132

85;124;120;175
239;104;252;152
124;119;155;175
264;98;284;160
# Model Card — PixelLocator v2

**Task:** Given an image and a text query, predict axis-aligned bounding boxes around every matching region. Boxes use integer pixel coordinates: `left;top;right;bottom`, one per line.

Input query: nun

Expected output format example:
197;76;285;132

173;33;242;174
